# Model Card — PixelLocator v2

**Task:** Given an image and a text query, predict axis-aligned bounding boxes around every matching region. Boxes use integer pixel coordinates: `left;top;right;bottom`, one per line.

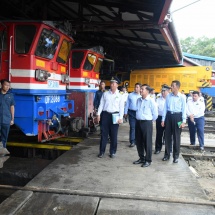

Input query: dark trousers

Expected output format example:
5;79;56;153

128;109;136;144
155;115;165;151
0;123;10;148
188;116;205;147
99;111;119;155
99;111;103;133
156;116;173;152
135;120;153;162
164;113;182;159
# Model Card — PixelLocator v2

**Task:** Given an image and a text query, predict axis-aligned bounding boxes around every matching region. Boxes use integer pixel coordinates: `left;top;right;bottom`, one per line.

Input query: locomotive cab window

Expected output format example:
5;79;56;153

35;29;60;59
72;51;84;69
57;39;71;64
83;54;96;71
94;58;103;72
0;31;7;50
15;25;36;54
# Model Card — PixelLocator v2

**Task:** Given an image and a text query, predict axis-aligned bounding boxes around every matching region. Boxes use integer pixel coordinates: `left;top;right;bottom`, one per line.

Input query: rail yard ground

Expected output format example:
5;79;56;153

181;116;215;201
0;119;215;214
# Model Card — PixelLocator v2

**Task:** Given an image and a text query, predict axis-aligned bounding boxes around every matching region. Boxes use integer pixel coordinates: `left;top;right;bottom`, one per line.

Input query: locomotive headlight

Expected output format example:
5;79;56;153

85;78;90;85
35;69;51;82
62;74;70;83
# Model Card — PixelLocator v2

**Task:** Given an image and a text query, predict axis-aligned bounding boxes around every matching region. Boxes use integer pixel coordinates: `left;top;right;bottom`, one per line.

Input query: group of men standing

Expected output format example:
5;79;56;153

94;77;206;168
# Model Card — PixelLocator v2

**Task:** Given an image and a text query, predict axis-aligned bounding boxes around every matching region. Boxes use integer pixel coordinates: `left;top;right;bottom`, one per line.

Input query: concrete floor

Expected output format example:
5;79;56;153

1;122;215;214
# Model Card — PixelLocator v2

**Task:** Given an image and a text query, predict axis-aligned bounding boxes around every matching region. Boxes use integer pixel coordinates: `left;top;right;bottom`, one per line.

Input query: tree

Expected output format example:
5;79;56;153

180;37;215;57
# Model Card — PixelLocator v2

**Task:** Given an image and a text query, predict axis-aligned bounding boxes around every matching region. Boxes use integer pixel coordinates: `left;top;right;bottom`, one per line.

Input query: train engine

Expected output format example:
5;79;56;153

67;46;104;135
0;21;74;142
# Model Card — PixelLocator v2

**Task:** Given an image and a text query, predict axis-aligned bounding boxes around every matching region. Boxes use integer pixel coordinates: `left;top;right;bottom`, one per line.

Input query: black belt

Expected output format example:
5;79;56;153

128;109;136;112
137;120;151;122
167;111;182;115
103;111;119;114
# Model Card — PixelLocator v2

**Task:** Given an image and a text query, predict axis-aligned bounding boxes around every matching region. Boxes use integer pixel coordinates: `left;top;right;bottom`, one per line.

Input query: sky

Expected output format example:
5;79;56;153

170;0;215;39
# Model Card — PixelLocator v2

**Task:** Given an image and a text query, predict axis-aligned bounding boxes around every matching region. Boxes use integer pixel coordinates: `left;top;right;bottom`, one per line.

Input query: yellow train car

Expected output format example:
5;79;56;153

127;66;212;93
102;72;130;89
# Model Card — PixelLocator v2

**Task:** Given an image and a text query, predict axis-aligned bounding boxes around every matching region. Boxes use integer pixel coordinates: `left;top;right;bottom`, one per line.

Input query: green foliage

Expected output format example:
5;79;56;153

180;37;215;57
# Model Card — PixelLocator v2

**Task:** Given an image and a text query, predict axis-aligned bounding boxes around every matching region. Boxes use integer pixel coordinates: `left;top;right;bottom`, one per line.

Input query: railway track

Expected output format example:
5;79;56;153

183;119;215;133
181;145;215;160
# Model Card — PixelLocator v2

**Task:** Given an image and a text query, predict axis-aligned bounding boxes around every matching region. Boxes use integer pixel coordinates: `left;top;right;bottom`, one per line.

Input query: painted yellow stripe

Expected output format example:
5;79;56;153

57;137;83;143
36;59;45;68
7;142;72;150
202;82;209;87
207;97;212;103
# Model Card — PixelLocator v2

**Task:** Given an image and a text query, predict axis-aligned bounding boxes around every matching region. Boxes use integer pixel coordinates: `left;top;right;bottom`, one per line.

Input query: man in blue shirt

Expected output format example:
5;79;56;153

93;81;106;112
161;80;186;163
0;79;15;155
94;81;106;134
133;84;158;167
124;83;141;147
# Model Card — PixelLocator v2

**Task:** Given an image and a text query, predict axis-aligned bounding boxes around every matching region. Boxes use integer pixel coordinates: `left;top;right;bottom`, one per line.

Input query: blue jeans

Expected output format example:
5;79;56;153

188;116;205;147
0;123;10;148
128;109;136;144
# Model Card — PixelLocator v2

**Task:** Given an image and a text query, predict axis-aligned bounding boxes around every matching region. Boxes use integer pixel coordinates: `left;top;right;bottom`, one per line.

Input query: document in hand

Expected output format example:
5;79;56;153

112;113;120;124
177;121;182;128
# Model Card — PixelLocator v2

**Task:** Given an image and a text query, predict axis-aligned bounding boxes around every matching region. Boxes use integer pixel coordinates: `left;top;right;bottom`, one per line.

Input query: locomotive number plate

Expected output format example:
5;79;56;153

47;80;59;88
45;95;60;104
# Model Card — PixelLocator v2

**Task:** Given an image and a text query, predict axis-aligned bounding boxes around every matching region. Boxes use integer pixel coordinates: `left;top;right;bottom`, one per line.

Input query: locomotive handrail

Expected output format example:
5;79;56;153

9;36;13;82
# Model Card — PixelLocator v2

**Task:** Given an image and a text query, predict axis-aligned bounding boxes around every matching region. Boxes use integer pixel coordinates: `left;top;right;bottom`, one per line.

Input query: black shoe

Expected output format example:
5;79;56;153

154;150;161;154
141;162;151;167
133;159;144;164
162;157;169;161
173;158;178;163
129;143;135;147
109;154;115;158
190;143;195;146
98;153;104;158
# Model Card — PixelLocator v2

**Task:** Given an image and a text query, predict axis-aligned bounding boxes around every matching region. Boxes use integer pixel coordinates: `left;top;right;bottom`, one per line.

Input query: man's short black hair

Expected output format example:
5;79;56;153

142;84;150;87
1;79;10;85
192;91;199;96
172;80;181;88
100;80;105;84
135;83;141;87
141;84;152;93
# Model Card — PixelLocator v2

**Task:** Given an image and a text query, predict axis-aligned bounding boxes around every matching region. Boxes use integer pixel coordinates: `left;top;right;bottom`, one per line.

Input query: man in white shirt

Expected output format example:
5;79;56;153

187;92;193;102
97;77;124;158
150;88;156;101
186;91;205;151
121;86;129;122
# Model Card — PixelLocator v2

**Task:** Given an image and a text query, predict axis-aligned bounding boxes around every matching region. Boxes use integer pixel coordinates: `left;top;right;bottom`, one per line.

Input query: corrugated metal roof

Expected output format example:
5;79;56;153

0;0;182;70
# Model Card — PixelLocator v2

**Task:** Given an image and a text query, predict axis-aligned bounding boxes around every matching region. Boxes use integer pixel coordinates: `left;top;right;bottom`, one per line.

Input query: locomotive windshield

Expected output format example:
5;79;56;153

57;39;72;64
35;29;60;59
94;58;103;72
15;25;36;54
72;51;84;69
83;54;96;71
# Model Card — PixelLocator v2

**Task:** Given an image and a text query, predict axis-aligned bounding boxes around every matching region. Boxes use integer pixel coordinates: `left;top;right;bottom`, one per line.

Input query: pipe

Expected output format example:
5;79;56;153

9;36;13;82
